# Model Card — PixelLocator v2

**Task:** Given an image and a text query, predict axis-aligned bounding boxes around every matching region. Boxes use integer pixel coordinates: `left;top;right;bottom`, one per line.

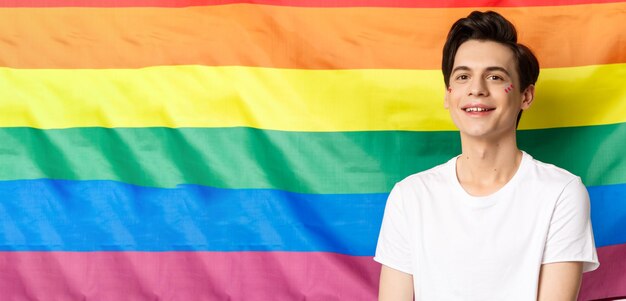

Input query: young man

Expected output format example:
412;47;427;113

374;11;599;300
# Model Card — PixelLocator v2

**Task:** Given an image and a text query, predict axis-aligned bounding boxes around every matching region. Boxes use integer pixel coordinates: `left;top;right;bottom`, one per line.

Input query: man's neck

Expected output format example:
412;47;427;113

456;133;523;196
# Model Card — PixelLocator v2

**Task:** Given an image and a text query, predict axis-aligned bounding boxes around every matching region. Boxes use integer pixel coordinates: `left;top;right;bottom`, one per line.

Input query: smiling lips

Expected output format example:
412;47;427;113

464;107;493;112
461;104;495;114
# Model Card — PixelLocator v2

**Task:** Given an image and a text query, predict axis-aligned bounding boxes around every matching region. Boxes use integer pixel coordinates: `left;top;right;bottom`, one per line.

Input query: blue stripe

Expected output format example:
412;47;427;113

0;179;623;253
588;183;626;248
0;179;386;254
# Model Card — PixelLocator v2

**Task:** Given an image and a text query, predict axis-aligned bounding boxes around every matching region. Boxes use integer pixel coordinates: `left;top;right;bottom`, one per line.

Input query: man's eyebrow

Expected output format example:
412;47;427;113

485;66;511;77
451;66;471;74
451;66;512;77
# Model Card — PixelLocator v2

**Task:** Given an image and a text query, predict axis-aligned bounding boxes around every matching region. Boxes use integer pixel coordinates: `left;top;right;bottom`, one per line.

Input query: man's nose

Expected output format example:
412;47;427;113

468;78;489;96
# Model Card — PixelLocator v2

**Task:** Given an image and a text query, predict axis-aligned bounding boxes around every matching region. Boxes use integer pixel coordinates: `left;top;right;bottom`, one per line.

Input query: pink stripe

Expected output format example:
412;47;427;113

1;245;622;299
579;243;626;301
0;251;380;300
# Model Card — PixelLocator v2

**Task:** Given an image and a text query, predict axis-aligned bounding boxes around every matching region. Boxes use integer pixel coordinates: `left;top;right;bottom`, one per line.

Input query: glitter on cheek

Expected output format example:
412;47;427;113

505;84;514;93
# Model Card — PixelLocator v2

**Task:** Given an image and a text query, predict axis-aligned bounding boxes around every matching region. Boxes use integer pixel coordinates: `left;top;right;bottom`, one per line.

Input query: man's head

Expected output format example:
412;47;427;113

442;11;539;133
442;11;539;94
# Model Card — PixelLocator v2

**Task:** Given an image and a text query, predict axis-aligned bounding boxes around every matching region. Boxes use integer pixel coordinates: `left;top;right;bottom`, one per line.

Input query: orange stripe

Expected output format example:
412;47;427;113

1;0;622;8
1;3;624;69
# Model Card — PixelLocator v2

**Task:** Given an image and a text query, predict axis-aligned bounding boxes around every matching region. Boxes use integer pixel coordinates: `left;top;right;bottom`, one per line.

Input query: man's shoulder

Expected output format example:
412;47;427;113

524;152;580;185
397;157;455;188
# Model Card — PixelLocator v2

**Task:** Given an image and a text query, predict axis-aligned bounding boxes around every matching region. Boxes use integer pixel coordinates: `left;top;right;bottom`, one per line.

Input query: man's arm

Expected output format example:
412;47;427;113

378;265;413;301
537;262;583;301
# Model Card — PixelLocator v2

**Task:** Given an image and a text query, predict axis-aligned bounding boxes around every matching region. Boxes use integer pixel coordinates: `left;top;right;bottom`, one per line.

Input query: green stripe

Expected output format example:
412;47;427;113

518;124;626;188
1;124;624;194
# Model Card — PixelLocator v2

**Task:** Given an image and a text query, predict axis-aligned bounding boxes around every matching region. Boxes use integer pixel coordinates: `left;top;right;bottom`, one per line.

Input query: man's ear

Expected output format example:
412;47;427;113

444;87;451;109
521;84;535;110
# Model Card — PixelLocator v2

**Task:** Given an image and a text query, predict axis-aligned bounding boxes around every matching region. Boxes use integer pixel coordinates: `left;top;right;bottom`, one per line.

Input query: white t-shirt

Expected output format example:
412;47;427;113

374;151;599;300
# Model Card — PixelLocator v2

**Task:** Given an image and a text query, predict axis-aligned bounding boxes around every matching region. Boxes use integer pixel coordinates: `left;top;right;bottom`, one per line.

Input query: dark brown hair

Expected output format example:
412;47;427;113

442;11;539;89
441;11;540;125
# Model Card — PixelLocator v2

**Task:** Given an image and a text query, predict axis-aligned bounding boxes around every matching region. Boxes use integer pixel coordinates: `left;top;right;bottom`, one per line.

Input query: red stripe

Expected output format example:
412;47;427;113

0;252;380;300
0;0;621;7
579;244;626;301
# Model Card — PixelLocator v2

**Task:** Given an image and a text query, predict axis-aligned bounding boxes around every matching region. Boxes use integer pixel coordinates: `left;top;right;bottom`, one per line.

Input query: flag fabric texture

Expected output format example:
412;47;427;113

0;1;625;300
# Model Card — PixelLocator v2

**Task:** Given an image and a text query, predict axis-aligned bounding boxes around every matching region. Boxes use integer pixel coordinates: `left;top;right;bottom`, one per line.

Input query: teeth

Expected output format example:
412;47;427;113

464;107;491;112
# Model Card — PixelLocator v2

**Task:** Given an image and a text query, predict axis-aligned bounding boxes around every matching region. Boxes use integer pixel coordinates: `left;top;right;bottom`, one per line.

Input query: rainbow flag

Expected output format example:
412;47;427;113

1;0;624;300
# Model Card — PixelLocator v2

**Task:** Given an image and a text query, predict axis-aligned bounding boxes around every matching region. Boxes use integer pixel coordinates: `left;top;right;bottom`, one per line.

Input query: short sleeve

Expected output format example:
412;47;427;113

373;183;414;275
542;177;599;272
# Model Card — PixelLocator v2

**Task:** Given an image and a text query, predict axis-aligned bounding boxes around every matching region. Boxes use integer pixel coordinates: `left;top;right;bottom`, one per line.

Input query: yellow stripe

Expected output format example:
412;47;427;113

1;64;625;131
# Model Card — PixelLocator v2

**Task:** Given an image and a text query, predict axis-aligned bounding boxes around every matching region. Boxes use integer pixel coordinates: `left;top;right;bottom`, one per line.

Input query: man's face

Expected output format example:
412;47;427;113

444;39;534;140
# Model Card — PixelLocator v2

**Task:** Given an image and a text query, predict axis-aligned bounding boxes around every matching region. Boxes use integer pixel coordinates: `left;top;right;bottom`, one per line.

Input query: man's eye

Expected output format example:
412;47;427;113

456;75;469;80
488;75;503;80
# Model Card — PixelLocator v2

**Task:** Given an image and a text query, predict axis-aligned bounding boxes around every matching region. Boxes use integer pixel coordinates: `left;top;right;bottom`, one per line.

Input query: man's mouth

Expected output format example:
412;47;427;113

463;107;495;112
